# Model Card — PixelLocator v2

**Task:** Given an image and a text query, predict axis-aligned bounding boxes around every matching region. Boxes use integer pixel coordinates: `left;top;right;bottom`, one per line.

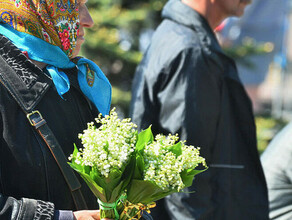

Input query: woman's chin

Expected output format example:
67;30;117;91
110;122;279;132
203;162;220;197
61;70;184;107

71;46;81;58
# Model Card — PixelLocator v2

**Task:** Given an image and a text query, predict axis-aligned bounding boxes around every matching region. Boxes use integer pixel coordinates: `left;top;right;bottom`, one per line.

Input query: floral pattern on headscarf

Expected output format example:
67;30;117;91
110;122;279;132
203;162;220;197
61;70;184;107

0;0;79;57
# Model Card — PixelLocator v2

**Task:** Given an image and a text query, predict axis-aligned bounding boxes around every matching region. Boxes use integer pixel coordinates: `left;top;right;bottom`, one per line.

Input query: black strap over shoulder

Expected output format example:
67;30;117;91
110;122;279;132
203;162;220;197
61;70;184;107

27;111;88;210
0;39;88;210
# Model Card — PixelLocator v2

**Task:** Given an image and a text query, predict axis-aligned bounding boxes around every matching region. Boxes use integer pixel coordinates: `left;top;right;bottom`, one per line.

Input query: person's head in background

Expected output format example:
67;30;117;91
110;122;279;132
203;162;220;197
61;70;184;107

0;0;94;67
181;0;252;29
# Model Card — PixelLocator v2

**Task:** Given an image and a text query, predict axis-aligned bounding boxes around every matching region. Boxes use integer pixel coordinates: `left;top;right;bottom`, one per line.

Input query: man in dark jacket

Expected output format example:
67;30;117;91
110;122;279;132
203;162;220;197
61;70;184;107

130;0;269;219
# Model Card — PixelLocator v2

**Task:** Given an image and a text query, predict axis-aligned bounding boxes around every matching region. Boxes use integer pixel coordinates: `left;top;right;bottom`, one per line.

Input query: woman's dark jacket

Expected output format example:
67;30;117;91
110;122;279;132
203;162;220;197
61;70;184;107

0;35;98;219
130;0;269;219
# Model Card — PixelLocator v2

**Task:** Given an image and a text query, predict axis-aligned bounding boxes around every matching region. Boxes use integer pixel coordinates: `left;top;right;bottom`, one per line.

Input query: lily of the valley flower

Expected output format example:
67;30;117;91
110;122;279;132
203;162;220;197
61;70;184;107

75;108;137;177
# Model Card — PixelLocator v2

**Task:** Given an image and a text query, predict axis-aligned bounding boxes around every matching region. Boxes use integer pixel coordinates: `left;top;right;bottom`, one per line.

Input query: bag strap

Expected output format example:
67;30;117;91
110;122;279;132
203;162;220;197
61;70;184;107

27;111;88;210
0;55;88;210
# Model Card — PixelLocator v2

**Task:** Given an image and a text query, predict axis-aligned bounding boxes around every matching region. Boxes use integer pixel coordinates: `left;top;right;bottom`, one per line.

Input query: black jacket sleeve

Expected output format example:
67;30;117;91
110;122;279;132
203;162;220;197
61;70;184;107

157;47;222;155
0;112;55;219
0;194;55;219
159;48;223;219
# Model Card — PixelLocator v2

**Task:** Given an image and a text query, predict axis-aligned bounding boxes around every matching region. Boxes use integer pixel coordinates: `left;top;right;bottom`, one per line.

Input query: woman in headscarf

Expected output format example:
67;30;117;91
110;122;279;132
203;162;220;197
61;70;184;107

0;0;112;219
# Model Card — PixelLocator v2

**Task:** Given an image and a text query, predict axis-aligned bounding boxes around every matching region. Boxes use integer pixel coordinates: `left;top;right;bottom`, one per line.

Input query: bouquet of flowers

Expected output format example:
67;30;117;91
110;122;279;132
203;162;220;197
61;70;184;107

69;109;207;219
119;126;207;219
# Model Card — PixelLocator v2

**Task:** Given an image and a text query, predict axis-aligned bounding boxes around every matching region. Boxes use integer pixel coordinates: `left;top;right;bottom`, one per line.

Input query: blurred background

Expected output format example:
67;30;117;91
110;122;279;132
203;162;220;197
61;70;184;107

82;0;292;154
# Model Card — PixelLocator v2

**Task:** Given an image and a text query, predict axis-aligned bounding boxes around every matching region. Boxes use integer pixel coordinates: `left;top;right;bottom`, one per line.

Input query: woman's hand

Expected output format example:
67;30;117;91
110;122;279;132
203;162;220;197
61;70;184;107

73;210;113;220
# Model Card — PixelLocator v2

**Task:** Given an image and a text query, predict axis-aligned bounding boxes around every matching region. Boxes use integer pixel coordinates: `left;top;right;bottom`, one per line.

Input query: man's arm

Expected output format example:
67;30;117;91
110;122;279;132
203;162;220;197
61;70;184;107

156;47;222;155
159;47;223;219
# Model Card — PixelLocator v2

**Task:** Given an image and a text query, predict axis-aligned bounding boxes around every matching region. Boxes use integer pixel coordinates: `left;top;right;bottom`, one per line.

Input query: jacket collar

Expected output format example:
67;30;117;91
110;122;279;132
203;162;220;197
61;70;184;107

162;0;241;82
162;0;224;55
0;34;52;112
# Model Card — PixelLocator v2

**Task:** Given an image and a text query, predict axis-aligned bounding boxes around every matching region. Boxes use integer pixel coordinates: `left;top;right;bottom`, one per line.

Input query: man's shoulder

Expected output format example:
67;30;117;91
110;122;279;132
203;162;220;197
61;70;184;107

149;19;226;61
137;19;235;79
152;19;201;50
141;20;200;69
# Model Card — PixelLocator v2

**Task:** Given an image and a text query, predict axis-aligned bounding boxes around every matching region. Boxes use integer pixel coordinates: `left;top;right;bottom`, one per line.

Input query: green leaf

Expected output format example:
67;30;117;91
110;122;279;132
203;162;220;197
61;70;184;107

89;167;108;190
121;154;136;188
83;164;91;175
127;167;208;205
181;168;207;188
69;165;107;202
127;180;177;204
136;126;154;152
68;162;81;173
108;180;125;202
72;144;79;157
167;141;182;156
68;144;83;172
133;152;144;179
104;154;135;202
103;141;109;152
106;169;123;190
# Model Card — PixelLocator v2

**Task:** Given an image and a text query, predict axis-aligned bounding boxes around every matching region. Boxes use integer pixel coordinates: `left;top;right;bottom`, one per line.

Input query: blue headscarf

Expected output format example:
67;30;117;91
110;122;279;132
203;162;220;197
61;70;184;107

0;23;111;116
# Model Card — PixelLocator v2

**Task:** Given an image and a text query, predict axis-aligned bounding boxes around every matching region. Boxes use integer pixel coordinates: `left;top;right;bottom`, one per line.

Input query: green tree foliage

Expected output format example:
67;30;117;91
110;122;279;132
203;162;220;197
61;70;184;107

83;0;167;115
255;116;287;154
